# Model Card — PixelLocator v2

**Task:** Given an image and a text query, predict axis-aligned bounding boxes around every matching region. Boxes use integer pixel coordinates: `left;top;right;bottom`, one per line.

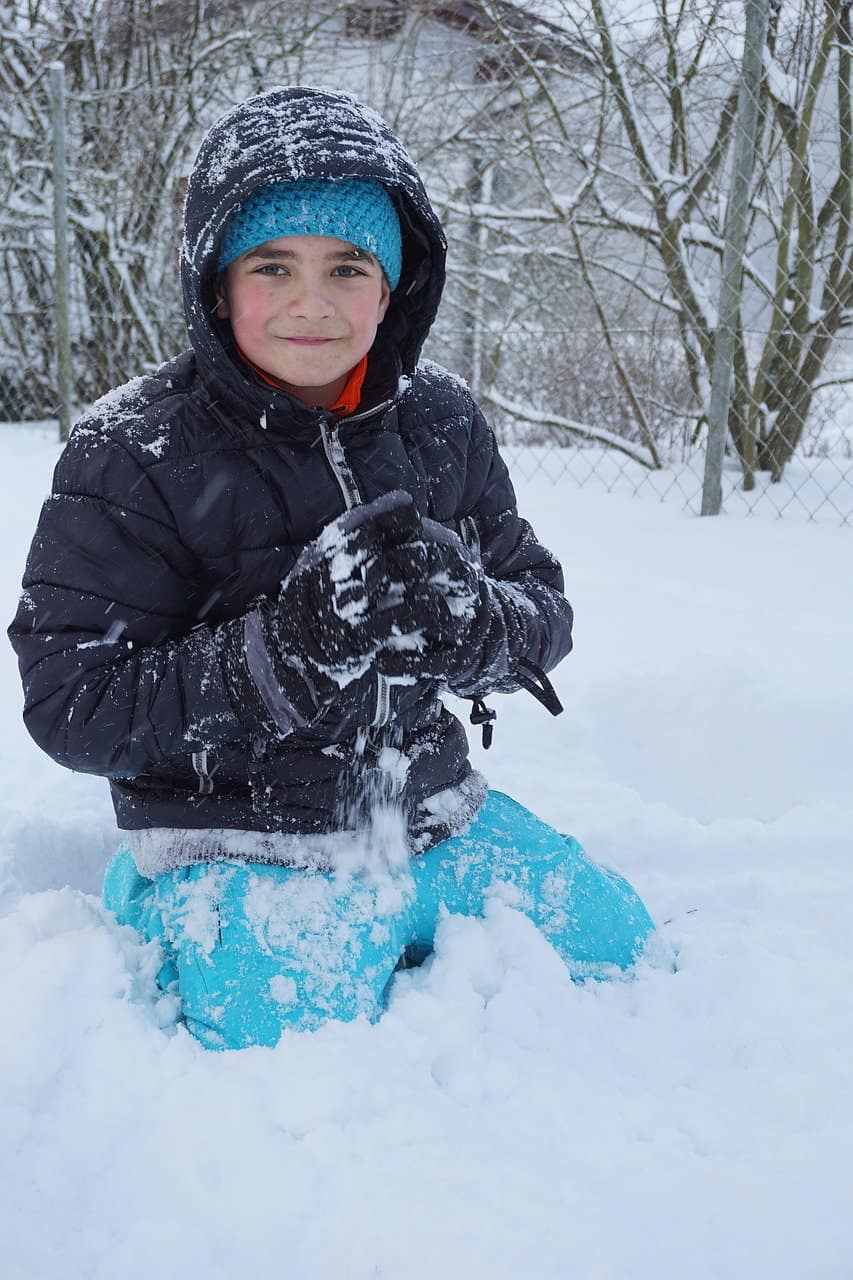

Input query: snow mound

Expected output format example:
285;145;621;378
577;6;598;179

0;428;851;1278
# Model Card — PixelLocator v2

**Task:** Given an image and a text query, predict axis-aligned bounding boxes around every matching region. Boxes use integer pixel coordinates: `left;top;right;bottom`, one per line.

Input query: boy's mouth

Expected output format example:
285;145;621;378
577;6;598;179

283;337;336;345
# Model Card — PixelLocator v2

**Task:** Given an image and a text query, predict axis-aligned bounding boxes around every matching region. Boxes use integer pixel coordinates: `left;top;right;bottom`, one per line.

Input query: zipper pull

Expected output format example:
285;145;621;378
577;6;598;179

469;697;497;749
191;748;215;795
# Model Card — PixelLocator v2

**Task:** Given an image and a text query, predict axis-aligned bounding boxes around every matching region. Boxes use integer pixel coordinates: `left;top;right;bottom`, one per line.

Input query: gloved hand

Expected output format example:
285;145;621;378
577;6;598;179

373;518;566;725
371;517;518;694
222;491;449;736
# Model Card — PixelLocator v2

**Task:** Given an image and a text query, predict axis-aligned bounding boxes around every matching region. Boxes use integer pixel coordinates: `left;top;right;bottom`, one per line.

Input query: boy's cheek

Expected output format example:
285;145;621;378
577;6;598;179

229;297;272;334
350;299;381;329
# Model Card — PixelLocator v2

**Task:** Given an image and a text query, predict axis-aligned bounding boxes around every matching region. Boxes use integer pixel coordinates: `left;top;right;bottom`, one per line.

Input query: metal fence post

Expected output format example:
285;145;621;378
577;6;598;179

49;62;73;442
701;0;769;515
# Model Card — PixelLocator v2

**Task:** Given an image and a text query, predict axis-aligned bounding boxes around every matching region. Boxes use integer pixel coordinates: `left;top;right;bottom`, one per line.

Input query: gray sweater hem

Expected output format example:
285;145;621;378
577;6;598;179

126;771;489;877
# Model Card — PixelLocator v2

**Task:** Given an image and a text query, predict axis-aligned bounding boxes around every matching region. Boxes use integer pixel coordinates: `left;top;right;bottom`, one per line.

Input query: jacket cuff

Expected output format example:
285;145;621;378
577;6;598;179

218;608;323;739
243;611;317;736
450;574;545;696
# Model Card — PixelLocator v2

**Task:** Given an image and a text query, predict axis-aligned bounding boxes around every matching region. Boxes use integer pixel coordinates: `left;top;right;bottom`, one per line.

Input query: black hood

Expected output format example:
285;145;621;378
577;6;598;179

180;85;447;417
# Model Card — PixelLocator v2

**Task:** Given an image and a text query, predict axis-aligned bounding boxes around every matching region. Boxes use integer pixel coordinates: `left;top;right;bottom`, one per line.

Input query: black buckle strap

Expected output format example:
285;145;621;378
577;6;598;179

469;697;497;749
514;659;563;716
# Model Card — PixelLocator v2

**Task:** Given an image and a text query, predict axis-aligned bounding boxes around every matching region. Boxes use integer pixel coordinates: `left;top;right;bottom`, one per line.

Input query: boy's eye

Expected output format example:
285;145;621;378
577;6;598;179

247;263;363;279
251;264;367;278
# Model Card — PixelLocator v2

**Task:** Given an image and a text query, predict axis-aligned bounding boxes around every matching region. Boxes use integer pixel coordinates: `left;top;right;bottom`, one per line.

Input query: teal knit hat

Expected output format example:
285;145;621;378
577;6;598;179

217;177;403;289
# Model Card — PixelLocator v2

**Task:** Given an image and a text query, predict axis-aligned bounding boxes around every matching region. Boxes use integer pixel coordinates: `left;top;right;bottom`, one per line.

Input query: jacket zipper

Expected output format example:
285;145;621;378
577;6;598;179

458;514;495;747
247;733;272;818
318;416;392;729
319;417;358;512
371;672;391;727
336;396;395;428
459;514;481;557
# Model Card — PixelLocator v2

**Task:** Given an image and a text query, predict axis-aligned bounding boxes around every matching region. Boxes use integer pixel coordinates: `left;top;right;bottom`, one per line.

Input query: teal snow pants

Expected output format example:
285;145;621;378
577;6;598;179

103;791;656;1050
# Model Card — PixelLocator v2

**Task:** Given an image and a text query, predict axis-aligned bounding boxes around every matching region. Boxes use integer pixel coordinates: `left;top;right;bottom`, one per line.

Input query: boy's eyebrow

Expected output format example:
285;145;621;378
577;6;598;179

243;245;377;263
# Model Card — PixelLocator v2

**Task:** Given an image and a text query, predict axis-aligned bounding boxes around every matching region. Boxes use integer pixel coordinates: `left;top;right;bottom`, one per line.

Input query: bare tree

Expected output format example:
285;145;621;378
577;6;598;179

503;0;853;484
0;0;338;414
7;0;847;490
748;0;853;480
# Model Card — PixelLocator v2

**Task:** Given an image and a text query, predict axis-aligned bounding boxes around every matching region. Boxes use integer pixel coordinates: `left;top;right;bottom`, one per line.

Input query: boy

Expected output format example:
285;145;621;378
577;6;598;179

9;87;656;1049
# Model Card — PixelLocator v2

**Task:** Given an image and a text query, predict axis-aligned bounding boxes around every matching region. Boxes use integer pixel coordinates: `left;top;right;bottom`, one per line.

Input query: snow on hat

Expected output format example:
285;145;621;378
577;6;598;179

217;177;403;288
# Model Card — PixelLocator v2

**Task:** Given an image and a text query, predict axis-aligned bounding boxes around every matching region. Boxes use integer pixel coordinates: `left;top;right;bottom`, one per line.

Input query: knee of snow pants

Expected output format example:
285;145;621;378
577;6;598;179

104;852;417;1049
411;791;656;977
103;791;658;1050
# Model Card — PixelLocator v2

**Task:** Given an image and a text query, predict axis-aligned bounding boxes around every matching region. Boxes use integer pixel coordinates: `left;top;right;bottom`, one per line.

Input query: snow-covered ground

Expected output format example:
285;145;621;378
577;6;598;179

1;424;851;1279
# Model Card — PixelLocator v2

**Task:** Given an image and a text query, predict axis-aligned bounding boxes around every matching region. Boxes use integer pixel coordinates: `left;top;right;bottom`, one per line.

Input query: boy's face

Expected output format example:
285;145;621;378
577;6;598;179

215;234;391;408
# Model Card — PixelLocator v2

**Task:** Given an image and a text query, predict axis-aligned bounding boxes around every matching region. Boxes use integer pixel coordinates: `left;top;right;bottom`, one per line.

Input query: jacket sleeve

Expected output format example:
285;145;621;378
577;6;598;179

451;400;574;698
7;427;247;778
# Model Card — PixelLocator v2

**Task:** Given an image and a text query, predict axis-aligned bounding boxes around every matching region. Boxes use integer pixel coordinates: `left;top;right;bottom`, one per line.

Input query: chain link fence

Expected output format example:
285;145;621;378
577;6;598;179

2;0;852;525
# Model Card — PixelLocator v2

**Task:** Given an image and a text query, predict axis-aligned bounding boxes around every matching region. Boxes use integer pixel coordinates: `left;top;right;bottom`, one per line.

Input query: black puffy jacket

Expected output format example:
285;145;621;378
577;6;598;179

8;87;573;873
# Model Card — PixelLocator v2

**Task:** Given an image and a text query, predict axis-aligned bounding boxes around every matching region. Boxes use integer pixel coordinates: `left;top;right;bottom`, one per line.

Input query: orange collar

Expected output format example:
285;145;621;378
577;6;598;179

234;345;368;419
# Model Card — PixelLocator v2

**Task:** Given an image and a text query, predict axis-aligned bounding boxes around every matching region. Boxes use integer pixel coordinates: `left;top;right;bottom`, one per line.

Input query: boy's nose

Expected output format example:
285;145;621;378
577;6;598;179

287;281;335;319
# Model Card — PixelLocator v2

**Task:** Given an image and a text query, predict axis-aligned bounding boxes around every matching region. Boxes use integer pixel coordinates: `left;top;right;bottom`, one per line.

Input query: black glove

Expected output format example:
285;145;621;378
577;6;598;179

222;491;448;736
372;517;522;695
374;519;566;728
